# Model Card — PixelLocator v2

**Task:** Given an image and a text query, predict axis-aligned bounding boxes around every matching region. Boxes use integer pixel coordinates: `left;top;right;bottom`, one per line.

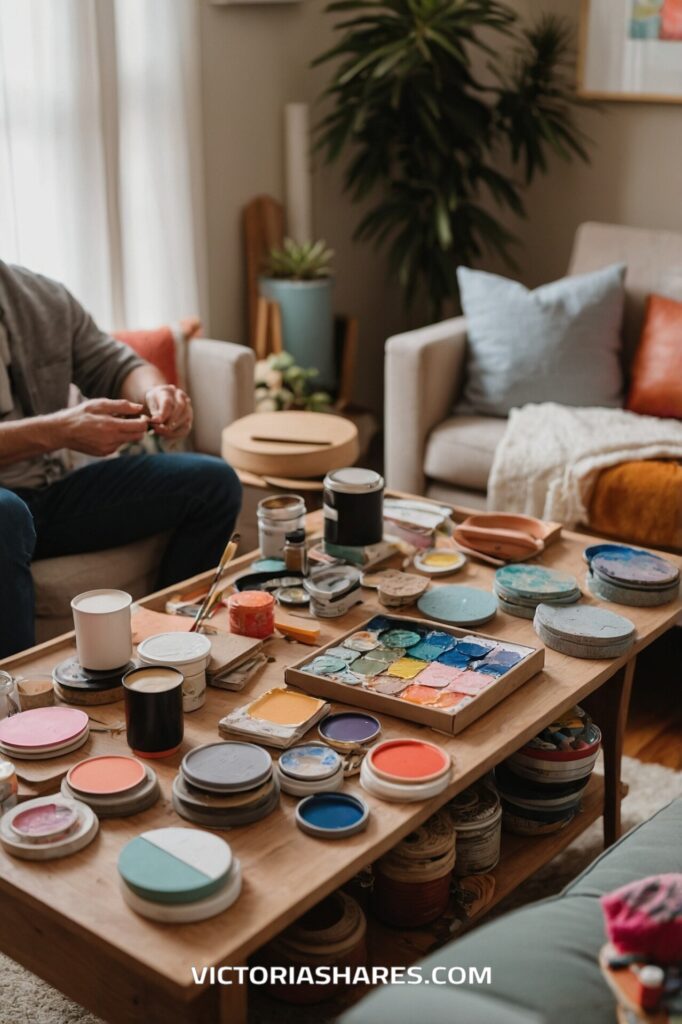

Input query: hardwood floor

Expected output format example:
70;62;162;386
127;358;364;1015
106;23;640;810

625;627;682;770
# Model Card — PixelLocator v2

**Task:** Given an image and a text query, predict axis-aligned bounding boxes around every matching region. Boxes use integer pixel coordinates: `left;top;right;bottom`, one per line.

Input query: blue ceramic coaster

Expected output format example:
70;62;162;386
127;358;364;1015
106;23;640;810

295;792;369;839
418;587;498;626
495;564;579;600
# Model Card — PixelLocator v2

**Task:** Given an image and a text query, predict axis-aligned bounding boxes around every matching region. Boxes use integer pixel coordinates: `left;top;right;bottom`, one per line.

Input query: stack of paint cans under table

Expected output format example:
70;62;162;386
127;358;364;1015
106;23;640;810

495;706;601;836
118;826;241;922
172;741;279;827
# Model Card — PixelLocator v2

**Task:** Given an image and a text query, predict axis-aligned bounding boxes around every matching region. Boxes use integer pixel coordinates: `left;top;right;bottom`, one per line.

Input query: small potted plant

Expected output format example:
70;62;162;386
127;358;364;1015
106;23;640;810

259;238;336;390
255;352;332;412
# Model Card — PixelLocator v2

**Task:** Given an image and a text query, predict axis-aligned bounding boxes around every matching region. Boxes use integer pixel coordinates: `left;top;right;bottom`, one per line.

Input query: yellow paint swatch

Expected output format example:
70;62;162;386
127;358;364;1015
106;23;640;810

247;688;324;727
387;657;429;680
423;552;462;567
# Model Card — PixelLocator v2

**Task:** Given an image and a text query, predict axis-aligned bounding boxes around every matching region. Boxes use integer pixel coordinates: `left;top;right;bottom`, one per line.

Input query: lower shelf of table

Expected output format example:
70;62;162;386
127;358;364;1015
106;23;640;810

365;772;606;968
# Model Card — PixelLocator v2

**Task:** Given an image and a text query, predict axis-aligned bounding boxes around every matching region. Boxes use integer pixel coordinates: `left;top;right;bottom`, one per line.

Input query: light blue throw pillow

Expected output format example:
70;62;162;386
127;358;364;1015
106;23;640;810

457;263;626;416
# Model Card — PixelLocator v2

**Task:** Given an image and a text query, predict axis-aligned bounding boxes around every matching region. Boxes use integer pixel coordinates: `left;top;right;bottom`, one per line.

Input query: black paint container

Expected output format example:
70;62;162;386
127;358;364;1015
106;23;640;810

323;468;384;548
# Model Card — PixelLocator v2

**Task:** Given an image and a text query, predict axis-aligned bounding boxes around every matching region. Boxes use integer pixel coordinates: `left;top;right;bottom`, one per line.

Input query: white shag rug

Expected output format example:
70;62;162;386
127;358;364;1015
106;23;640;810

2;756;681;1024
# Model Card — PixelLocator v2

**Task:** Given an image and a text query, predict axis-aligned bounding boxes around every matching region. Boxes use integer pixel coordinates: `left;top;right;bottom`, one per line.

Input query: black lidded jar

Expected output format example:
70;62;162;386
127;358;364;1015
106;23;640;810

323;468;384;548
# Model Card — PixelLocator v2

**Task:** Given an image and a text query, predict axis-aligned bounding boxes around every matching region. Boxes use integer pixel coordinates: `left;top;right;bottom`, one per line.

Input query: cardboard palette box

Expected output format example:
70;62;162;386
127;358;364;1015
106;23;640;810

285;614;545;736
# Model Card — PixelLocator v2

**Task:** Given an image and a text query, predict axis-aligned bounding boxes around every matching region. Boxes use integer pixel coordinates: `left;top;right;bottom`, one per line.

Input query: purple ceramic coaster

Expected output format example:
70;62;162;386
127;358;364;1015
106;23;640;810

319;712;381;746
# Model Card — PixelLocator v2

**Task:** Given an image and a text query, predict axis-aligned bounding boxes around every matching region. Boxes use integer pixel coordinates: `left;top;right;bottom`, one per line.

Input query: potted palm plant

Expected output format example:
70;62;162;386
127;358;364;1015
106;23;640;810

314;3;590;319
259;238;337;391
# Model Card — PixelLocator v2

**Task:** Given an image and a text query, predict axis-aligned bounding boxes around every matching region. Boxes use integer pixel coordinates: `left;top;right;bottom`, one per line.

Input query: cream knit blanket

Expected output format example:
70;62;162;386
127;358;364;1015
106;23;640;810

487;403;682;527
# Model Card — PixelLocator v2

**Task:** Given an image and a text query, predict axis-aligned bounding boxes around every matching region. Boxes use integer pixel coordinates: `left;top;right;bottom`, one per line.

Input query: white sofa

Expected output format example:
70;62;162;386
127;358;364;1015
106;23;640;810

384;221;682;506
32;338;255;642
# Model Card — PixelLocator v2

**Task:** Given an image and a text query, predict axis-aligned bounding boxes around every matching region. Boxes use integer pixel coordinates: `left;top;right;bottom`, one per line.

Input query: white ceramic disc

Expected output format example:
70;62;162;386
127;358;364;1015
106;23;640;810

359;758;451;803
121;858;242;922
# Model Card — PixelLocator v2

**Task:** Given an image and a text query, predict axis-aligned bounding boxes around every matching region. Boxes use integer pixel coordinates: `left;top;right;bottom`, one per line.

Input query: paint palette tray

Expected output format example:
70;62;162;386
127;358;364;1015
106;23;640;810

285;614;543;736
218;688;331;749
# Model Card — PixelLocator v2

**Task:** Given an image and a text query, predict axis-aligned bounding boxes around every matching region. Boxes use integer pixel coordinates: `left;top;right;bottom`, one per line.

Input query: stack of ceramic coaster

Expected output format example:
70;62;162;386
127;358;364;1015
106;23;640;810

275;744;344;796
360;738;452;803
585;544;680;607
496;706;601;835
118;826;241;922
295;792;369;839
417;586;497;627
0;795;98;860
172;741;279;828
0;707;89;760
61;755;160;818
534;603;636;659
494;564;581;619
52;655;133;705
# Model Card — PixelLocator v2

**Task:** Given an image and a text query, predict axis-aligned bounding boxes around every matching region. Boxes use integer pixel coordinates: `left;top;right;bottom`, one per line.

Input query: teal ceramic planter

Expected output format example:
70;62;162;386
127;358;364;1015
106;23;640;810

259;277;336;391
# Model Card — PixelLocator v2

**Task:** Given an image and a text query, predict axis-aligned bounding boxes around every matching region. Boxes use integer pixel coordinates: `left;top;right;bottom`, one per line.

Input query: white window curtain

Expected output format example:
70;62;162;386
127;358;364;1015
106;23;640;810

0;0;207;331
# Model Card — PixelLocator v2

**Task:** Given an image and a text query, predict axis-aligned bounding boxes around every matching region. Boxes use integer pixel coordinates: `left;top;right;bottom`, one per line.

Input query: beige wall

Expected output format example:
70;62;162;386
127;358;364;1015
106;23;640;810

198;0;406;414
199;0;682;413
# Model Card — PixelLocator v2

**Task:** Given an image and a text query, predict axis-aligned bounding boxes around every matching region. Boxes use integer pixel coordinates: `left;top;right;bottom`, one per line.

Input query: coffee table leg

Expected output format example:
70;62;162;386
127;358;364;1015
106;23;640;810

218;970;248;1024
581;658;636;848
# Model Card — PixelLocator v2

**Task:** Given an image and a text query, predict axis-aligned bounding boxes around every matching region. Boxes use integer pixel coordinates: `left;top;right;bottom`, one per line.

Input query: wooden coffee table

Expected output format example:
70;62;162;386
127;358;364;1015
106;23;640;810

0;512;679;1024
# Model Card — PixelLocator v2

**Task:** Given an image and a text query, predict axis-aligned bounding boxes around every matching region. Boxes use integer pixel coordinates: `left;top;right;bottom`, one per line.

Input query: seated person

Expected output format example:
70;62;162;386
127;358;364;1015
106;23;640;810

0;260;242;658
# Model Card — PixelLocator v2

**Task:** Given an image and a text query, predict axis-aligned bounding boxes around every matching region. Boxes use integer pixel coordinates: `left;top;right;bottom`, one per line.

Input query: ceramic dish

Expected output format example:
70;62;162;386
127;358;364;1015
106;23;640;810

417;587;497;627
367;738;451;785
295;792;369;839
0;729;90;761
318;712;382;751
120;858;242;923
278;744;343;782
181;741;272;794
60;771;160;819
172;782;280;828
118;827;232;904
0;798;98;860
11;801;78;842
0;706;89;749
66;755;147;796
359;758;451;803
413;548;467;576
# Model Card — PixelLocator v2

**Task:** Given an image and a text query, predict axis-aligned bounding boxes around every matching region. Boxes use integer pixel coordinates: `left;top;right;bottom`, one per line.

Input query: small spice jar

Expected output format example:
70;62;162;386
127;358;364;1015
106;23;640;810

0;757;18;815
257;494;306;559
284;529;308;575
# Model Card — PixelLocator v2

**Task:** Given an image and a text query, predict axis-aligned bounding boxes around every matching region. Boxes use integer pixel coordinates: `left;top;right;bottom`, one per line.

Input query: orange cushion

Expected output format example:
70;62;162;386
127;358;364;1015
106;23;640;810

626;294;682;419
114;326;178;386
589;460;682;551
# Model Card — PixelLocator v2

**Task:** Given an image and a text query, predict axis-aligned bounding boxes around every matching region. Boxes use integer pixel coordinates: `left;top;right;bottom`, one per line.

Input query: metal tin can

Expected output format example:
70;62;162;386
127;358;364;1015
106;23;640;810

257;494;306;559
323;468;384;548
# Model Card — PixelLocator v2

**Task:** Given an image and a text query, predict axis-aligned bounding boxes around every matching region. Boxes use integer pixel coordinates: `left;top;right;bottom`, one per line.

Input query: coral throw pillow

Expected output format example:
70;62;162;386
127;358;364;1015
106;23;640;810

114;319;202;388
627;294;682;419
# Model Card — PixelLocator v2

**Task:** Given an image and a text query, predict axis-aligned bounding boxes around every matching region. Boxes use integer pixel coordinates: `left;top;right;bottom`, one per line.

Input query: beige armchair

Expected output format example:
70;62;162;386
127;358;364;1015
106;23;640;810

32;338;255;642
385;221;682;506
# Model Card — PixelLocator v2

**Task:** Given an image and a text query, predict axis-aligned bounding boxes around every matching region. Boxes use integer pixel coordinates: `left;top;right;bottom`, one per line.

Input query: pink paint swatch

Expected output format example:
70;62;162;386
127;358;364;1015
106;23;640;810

444;669;496;695
414;662;466;689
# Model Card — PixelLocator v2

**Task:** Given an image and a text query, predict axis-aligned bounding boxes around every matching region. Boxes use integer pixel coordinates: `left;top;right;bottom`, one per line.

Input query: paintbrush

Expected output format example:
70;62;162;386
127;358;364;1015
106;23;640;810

190;532;240;633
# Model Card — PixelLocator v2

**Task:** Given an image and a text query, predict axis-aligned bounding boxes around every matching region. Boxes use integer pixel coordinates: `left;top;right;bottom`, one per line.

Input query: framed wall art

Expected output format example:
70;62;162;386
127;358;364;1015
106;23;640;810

578;0;682;103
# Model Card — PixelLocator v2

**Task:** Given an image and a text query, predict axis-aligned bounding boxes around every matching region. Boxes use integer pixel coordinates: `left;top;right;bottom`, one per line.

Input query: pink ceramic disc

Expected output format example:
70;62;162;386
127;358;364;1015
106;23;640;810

0;707;89;750
11;801;78;840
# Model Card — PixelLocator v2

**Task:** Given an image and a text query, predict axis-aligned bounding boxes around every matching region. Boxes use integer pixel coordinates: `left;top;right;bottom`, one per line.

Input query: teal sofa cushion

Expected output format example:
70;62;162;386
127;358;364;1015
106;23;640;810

341;798;682;1024
457;263;626;416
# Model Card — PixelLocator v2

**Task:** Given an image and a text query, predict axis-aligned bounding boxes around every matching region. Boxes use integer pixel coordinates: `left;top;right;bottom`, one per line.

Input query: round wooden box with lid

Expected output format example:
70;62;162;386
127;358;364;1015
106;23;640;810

222;411;359;480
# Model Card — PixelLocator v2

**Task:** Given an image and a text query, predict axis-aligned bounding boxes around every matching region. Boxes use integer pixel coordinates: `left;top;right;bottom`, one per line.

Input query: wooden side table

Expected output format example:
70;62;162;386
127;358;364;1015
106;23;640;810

222;410;360;490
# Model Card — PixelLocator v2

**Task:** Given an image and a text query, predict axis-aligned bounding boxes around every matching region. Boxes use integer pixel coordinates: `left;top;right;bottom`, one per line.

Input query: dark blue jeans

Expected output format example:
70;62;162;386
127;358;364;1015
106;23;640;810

0;453;242;657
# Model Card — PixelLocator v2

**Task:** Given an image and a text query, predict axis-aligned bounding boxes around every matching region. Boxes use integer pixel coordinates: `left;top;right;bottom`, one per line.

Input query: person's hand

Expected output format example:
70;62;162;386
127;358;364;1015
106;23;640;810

144;385;193;440
49;399;149;456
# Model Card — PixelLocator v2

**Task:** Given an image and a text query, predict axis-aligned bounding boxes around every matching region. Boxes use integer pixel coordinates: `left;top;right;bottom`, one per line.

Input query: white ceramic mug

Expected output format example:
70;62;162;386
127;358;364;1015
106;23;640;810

71;589;133;671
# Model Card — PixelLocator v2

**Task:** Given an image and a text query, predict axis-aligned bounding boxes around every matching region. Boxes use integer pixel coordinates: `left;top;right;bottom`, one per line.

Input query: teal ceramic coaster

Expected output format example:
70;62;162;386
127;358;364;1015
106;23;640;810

495;564;580;602
418;587;497;627
118;827;232;905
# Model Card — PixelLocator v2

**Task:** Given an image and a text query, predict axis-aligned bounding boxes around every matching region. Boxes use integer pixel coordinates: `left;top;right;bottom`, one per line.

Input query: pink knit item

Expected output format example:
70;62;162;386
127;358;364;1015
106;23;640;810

601;874;682;965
